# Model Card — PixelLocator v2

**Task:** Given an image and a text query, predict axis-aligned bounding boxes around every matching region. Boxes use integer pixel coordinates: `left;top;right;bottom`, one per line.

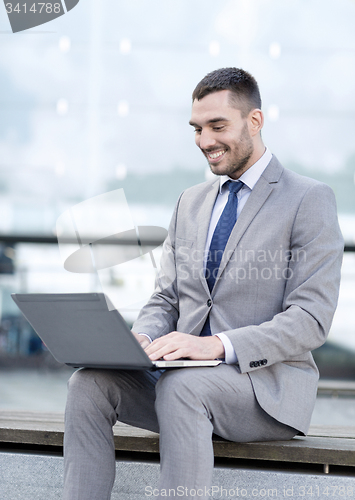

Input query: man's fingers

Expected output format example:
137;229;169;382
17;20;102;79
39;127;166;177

145;334;186;360
146;341;179;360
144;331;221;361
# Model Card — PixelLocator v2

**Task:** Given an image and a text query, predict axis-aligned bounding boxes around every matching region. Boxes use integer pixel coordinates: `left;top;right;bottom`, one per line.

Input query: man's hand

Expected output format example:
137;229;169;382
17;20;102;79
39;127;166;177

131;331;151;349
144;331;225;361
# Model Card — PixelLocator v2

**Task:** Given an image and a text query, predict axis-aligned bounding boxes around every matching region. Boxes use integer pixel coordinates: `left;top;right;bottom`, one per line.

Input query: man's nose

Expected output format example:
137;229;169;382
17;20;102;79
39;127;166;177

198;129;217;150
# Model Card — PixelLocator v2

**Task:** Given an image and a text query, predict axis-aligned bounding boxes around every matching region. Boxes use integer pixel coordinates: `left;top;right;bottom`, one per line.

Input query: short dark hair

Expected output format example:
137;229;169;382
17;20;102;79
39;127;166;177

192;67;262;117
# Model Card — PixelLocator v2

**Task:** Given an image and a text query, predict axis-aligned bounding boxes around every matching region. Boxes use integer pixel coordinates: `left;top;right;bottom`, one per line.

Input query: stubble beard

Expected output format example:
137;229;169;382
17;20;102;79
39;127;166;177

207;124;254;178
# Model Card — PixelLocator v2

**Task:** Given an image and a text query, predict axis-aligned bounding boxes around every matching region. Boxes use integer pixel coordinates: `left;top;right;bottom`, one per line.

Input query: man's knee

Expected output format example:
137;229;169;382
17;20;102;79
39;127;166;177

156;368;192;394
66;369;116;413
155;369;207;415
67;368;97;397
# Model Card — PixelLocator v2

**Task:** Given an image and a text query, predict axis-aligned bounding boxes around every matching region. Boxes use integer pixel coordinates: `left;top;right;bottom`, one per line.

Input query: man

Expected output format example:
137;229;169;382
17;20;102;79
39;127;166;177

64;68;343;500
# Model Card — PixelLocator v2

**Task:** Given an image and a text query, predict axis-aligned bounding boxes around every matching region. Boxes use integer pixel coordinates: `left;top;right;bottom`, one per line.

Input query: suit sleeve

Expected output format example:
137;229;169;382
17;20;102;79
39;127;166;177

225;183;344;373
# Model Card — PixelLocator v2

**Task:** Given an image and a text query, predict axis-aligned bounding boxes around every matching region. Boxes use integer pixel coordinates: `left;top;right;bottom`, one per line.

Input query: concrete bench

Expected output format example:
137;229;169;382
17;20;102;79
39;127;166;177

1;411;355;499
1;410;355;469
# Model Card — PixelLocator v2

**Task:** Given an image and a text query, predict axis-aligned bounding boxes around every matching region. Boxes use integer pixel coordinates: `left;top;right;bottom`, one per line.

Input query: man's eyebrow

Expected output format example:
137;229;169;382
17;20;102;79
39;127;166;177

189;117;229;127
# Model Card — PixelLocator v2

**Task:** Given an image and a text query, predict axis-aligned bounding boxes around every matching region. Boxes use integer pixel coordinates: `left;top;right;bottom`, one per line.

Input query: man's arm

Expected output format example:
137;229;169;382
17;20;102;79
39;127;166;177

132;195;182;340
226;182;344;373
132;191;227;361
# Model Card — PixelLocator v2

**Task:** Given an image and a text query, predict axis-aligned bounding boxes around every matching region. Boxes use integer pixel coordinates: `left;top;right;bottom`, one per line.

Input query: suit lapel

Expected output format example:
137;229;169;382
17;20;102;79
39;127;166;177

196;179;220;295
213;157;283;290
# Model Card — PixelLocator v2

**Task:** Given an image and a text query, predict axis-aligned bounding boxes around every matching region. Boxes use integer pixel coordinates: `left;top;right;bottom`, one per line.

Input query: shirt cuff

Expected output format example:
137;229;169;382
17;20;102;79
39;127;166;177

137;333;152;343
214;333;239;365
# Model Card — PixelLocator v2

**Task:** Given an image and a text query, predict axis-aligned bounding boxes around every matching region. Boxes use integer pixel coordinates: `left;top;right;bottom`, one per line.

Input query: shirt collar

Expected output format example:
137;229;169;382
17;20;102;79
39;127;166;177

219;147;273;193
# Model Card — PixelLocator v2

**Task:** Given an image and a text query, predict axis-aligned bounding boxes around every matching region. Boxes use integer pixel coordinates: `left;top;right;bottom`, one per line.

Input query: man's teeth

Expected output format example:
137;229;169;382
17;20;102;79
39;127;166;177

208;150;225;159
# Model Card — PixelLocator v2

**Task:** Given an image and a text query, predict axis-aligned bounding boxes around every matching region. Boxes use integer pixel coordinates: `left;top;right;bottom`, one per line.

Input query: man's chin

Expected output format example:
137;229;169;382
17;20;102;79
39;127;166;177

209;161;249;179
209;163;230;177
208;160;224;173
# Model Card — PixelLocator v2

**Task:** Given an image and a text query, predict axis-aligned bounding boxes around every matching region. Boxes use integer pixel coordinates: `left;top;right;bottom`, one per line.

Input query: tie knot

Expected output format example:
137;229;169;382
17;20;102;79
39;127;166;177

227;180;243;196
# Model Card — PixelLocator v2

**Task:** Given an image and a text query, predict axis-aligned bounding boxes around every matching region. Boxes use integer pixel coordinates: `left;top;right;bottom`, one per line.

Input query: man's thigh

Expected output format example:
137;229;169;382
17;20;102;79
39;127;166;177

67;367;162;432
156;364;296;442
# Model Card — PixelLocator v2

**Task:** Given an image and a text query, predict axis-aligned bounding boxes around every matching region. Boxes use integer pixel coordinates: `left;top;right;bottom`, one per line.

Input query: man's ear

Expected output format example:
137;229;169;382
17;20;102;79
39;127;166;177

249;109;264;137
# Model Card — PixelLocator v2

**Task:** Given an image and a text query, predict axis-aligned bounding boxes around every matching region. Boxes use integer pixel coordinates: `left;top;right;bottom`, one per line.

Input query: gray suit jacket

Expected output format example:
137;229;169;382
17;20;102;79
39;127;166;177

133;155;344;435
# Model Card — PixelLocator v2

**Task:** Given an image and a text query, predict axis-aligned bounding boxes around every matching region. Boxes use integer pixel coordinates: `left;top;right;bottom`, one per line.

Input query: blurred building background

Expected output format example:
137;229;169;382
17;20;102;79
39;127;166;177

0;0;354;410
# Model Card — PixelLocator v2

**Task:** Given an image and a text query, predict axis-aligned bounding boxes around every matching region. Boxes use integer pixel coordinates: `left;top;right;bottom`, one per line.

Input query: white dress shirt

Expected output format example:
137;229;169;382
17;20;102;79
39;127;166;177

207;148;273;364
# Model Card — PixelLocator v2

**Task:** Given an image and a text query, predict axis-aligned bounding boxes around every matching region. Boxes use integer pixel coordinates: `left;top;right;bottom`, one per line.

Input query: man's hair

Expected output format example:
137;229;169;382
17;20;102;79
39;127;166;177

192;67;262;117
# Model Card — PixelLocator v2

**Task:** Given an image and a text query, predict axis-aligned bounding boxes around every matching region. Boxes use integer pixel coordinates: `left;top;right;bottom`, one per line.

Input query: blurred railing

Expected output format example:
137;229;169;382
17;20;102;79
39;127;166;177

0;235;353;251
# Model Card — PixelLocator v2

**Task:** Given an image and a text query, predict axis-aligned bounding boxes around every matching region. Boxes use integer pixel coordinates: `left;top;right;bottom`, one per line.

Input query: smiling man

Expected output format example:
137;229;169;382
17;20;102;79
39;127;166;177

190;84;262;179
63;68;343;500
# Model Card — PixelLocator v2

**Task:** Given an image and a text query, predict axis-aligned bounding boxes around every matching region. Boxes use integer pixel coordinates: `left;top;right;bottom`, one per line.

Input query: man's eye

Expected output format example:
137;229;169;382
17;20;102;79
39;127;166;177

213;126;224;131
194;129;201;134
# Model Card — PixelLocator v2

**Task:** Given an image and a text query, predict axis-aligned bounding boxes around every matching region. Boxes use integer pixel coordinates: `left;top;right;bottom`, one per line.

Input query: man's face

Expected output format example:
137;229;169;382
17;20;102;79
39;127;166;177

189;90;254;179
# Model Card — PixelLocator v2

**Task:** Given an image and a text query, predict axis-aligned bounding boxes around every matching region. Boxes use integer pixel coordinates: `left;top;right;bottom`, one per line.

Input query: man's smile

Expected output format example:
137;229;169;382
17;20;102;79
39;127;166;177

206;149;227;163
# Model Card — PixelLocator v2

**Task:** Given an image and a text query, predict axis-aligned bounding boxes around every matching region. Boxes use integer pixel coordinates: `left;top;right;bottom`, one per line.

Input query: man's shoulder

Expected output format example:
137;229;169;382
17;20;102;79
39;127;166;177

267;155;333;194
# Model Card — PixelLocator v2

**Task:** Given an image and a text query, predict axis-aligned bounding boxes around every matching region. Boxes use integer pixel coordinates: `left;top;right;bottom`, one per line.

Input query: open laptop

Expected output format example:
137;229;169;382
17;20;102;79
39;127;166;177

11;293;222;370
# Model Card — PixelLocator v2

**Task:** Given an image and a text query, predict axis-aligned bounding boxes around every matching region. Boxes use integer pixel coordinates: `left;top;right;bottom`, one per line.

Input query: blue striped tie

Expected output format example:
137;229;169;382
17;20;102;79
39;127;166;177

200;180;243;336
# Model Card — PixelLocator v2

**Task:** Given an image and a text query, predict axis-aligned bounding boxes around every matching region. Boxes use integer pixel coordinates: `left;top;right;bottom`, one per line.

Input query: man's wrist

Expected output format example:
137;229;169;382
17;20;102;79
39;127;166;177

210;334;225;359
214;333;239;364
137;333;152;343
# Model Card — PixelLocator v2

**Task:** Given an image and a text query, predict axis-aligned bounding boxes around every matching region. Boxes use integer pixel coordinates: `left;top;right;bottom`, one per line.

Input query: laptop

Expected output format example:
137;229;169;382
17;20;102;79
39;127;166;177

11;293;222;370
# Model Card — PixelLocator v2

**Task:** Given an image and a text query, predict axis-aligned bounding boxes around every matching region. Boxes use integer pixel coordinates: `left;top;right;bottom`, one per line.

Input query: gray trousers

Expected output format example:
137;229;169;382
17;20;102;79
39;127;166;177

63;365;297;500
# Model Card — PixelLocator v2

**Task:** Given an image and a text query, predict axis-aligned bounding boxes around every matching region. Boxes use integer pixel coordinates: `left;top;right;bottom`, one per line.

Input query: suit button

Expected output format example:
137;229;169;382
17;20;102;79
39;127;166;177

207;299;212;307
261;359;268;365
249;361;255;368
